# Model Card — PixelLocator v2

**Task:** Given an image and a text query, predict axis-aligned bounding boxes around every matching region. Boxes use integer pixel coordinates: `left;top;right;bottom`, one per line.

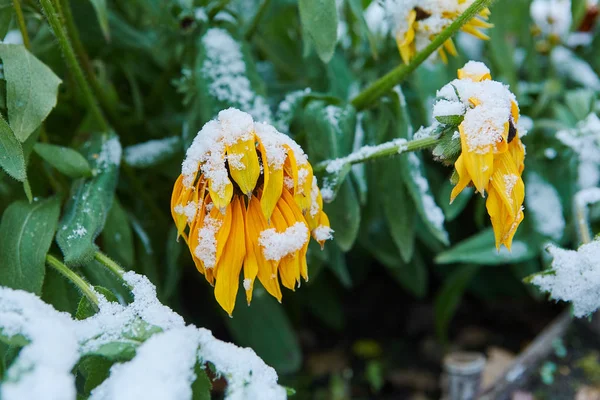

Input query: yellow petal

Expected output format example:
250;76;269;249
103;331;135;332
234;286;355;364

171;175;191;241
246;196;282;302
281;189;310;281
313;211;332;249
208;177;233;211
510;100;520;124
201;200;233;286
485;186;505;249
461;25;490;40
509;137;525;175
397;10;417;64
450;154;472;202
489;151;522;217
257;136;270;193
502;208;524;250
283;145;299;194
438;47;449;64
294;164;313;212
269;206;298;290
214;196;246;316
227;135;260;196
261;166;284;221
459;124;493;195
306;189;323;231
443;39;458;57
189;196;209;275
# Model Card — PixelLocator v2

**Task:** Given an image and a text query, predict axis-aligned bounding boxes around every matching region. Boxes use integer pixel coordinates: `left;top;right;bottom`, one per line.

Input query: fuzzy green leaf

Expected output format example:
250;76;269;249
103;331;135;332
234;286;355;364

0;0;12;40
0;44;62;141
34;142;93;178
191;362;212;400
0;197;61;294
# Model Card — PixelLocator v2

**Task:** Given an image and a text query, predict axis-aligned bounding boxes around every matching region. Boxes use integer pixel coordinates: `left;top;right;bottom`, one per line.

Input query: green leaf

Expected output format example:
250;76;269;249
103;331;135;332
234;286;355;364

326;244;351;288
564;89;596;121
163;226;183;300
56;132;121;266
41;267;82;314
34;142;93;178
89;0;110;41
85;341;137;362
0;0;13;40
323;179;360;252
76;286;118;320
101;199;135;269
304;101;356;164
0;113;26;181
304;276;344;330
79;355;113;395
438;181;473;222
191;362;212;400
400;153;449;246
226;286;301;374
0;197;61;294
0;44;62;141
298;0;338;63
435;229;536;265
434;264;481;343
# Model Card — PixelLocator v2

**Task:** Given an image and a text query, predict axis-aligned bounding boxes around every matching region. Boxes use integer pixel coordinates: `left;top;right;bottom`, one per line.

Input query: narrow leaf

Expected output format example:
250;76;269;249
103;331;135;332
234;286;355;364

101;199;135;268
0;197;61;294
89;0;110;40
0;44;62;141
56;132;121;266
34;142;93;178
0;114;26;181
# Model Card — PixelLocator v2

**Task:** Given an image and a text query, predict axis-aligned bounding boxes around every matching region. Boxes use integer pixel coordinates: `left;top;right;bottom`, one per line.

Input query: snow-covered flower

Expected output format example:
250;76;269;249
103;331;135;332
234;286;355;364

434;61;525;250
530;0;572;40
171;109;332;315
384;0;493;64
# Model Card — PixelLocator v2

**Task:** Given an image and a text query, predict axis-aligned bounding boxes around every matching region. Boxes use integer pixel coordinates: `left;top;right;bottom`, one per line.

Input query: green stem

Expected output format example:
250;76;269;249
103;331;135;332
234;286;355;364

12;0;31;49
244;0;271;40
40;0;110;132
314;135;440;173
350;0;495;111
573;189;600;245
94;251;126;278
56;0;124;132
208;0;233;19
46;254;99;310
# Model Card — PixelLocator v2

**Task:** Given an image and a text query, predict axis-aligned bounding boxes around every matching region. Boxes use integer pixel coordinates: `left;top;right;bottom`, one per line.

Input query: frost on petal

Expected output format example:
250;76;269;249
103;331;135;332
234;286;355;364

531;240;600;317
259;222;309;261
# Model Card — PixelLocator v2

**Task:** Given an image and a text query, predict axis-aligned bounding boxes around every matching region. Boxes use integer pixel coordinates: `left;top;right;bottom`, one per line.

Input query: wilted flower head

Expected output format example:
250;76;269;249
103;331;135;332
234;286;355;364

384;0;492;64
433;61;525;250
171;109;333;315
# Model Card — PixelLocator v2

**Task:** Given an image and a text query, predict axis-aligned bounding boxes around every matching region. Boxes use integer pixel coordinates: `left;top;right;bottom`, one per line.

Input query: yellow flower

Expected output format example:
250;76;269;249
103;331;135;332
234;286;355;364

171;109;333;315
395;1;493;64
447;62;525;250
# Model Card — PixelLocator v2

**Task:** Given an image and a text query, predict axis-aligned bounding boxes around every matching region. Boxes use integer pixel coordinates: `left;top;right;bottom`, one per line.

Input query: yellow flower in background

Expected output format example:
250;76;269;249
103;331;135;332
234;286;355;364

434;61;525;249
393;0;493;64
171;109;333;315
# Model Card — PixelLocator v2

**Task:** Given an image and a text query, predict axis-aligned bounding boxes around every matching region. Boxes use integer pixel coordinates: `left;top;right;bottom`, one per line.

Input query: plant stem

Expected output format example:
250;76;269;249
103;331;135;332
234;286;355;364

46;254;99;310
208;0;232;19
573;188;600;245
350;0;495;111
39;0;110;132
56;0;124;132
94;251;126;278
12;0;31;49
244;0;271;40
314;135;440;173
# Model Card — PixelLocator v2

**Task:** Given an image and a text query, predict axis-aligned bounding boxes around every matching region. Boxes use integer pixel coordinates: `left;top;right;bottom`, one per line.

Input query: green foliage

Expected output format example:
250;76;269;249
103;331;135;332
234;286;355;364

0;114;26;181
0;44;62;142
0;197;60;294
33;143;93;178
298;0;338;63
56;132;120;266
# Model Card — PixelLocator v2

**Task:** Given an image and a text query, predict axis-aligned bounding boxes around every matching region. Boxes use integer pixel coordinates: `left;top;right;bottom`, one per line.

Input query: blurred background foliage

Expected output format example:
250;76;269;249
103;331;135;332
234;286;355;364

1;0;600;397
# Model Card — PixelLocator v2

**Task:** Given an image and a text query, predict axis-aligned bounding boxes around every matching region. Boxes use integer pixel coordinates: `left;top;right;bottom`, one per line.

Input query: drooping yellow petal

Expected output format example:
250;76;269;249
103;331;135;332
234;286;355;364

306;189;323;231
268;206;298;291
450;154;472;203
397;9;417;64
245;196;282;303
171;175;191;241
490;151;523;217
458;124;493;195
214;196;246;316
202;200;233;285
227;135;260;196
511;101;520;124
461;24;490;40
459;68;491;83
208;177;233;212
281;189;310;281
261;166;284;222
283;145;299;194
313;212;332;249
485;186;506;249
509;137;525;175
443;39;458;57
294;164;313;213
189;196;209;275
502;208;524;250
438;47;449;64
